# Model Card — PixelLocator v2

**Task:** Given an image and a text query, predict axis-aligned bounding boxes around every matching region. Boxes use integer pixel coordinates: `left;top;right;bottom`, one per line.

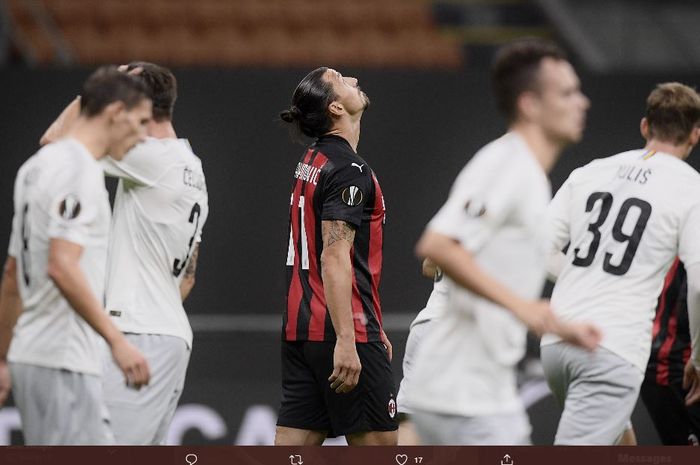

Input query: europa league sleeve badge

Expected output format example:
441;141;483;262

341;186;364;207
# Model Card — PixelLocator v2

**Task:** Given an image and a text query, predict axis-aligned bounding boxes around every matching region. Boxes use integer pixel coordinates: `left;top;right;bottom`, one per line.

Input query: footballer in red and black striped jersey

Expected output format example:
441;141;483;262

276;67;396;444
641;258;700;445
284;134;386;343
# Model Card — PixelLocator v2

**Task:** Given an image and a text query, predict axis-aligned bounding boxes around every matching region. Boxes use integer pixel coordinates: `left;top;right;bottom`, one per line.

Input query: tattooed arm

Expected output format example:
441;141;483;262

321;220;362;394
180;244;199;302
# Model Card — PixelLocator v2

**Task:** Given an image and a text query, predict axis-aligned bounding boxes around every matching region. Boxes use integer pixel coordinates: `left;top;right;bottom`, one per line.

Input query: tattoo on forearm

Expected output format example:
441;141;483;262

323;221;355;248
185;246;199;278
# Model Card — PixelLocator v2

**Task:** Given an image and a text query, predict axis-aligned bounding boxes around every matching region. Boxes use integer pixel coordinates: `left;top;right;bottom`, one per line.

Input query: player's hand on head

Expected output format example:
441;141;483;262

111;338;151;389
117;64;143;76
683;360;700;406
0;360;11;406
558;322;602;351
328;339;361;394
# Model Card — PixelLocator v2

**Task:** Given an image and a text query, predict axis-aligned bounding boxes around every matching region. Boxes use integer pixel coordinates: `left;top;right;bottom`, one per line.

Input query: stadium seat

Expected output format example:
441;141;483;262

8;0;463;68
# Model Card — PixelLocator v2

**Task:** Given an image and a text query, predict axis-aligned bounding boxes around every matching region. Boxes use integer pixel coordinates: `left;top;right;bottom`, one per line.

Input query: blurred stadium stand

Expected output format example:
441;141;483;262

3;0;699;71
0;0;463;68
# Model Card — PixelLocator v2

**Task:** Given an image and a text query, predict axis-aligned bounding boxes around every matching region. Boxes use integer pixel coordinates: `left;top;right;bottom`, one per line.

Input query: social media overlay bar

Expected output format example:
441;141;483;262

0;446;697;465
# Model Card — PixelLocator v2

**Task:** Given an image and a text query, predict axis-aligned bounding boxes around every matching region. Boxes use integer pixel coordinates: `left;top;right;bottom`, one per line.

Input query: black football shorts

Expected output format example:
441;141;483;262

277;340;398;438
640;377;700;445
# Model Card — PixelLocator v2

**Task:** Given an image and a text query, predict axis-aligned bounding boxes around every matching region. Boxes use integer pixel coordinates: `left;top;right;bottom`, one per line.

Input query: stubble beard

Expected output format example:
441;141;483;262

361;90;371;110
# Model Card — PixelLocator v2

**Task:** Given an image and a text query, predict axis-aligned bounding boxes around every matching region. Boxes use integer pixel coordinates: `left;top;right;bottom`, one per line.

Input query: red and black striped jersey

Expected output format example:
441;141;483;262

646;258;691;385
284;135;386;343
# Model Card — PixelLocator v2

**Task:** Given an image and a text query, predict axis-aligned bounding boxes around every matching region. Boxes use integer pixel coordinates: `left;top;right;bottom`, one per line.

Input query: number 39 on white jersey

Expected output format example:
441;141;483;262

543;149;700;371
101;137;209;348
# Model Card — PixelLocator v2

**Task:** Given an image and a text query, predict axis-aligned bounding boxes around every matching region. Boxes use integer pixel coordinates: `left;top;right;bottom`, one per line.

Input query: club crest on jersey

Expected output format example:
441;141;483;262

341;186;364;207
464;199;486;218
387;397;396;419
58;194;81;220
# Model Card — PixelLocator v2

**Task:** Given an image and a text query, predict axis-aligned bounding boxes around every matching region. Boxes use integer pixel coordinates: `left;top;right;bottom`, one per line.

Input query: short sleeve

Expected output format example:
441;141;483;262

678;201;700;268
428;160;519;252
100;140;166;186
46;164;101;246
320;162;374;227
546;174;575;253
8;212;21;258
8;174;23;257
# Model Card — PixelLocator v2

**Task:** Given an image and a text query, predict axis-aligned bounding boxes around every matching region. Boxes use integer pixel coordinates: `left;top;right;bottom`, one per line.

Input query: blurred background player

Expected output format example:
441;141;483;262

542;82;700;444
41;62;209;445
407;38;598;445
395;258;447;445
641;258;700;445
0;66;151;444
275;67;397;445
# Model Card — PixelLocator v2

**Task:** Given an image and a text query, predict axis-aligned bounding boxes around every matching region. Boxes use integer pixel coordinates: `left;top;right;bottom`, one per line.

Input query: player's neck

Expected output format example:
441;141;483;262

147;120;177;139
66;117;109;159
645;139;692;160
327;119;361;152
512;124;561;174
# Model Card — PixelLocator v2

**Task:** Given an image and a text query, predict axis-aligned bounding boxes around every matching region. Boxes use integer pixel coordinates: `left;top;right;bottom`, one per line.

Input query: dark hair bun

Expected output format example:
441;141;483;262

280;106;301;123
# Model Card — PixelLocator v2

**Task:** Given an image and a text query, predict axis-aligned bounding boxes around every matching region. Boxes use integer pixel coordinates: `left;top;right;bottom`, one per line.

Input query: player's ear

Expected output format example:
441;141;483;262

328;101;344;118
689;125;700;147
517;90;539;121
640;117;649;140
104;101;126;123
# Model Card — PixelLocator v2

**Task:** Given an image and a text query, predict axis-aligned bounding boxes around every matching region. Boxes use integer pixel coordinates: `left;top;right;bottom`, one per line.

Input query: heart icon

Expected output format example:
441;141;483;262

395;454;408;465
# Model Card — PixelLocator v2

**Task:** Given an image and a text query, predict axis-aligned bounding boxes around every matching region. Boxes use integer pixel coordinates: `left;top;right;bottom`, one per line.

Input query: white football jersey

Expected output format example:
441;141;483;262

542;149;700;372
408;132;552;416
8;138;111;375
410;275;449;328
101;137;208;348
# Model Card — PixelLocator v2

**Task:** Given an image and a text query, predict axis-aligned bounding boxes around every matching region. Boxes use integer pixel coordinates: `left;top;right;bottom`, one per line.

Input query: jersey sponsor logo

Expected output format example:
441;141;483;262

109;310;122;317
294;162;321;186
464;199;486;217
350;162;365;173
387;397;396;419
341;186;364;206
58;194;81;220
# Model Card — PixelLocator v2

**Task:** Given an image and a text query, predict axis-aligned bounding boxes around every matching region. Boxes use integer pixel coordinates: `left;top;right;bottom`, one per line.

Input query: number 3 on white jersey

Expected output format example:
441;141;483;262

286;194;309;270
172;202;202;277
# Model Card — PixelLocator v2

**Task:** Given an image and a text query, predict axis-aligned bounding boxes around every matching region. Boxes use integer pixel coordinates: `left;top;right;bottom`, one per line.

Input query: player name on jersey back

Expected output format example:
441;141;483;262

103;138;209;348
545;149;700;372
615;164;652;185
